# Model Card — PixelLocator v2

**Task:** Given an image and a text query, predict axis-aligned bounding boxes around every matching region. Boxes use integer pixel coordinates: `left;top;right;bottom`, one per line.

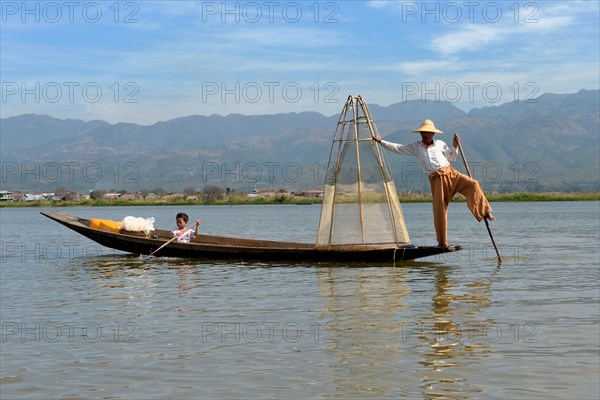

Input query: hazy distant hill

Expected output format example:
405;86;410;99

1;90;598;192
0;114;109;149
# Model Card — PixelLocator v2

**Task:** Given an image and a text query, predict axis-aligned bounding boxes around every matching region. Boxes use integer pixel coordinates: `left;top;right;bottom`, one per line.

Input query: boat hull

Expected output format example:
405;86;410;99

41;211;462;262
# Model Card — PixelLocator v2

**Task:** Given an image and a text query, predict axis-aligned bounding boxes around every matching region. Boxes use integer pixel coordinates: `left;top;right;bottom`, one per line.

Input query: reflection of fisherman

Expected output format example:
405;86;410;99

372;119;495;247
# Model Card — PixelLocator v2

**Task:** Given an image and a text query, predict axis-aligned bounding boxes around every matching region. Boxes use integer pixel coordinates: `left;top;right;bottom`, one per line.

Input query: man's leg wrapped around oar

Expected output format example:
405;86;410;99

429;165;493;247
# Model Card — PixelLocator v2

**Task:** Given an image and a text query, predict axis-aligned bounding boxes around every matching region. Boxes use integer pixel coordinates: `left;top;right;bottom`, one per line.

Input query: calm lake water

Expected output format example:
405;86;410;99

1;202;599;399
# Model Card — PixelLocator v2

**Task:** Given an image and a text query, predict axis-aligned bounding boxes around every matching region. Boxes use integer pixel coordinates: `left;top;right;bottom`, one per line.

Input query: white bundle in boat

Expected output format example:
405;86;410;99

121;216;155;234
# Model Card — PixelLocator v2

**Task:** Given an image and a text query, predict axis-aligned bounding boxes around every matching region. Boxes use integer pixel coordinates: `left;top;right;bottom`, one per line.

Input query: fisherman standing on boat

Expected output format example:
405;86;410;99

371;119;495;248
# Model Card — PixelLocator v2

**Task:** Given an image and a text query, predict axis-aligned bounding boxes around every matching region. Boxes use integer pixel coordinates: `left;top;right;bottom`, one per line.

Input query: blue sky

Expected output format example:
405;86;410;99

1;0;599;124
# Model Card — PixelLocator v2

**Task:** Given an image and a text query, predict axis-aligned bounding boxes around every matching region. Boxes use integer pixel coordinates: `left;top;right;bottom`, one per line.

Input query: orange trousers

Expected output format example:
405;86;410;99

428;165;492;246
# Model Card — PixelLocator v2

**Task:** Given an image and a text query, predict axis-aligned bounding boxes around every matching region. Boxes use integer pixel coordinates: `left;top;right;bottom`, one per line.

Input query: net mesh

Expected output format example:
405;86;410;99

316;96;410;246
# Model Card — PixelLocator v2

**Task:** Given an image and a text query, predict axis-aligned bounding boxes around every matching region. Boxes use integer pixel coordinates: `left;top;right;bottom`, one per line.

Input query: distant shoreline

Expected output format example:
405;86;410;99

1;192;598;207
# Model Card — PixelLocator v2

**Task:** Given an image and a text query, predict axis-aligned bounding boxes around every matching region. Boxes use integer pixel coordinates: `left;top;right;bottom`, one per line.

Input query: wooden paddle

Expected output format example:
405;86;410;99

149;221;199;257
456;135;502;263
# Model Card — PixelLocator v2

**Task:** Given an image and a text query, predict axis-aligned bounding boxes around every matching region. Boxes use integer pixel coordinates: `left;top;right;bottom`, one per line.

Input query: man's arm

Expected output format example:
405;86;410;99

443;133;460;162
371;132;416;156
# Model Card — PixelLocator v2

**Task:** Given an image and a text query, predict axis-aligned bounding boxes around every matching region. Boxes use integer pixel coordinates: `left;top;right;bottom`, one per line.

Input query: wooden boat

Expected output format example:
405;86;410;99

41;211;462;262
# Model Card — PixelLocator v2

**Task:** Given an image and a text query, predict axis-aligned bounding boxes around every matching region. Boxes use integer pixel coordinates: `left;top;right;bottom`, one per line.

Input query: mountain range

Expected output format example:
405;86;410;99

1;89;598;193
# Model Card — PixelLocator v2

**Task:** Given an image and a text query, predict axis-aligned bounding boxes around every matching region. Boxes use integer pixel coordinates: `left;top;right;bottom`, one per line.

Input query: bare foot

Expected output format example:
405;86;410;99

486;213;496;221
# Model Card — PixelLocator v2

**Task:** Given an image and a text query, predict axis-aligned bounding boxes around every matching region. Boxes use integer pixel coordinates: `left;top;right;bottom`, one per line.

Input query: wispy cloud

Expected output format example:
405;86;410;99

381;59;455;76
431;25;501;55
431;15;576;55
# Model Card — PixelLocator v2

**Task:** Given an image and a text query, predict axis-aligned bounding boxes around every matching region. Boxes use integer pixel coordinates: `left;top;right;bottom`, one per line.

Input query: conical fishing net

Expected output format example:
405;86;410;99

317;96;410;247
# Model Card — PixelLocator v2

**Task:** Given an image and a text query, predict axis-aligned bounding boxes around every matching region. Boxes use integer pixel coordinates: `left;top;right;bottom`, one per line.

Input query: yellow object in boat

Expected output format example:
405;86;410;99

90;219;123;233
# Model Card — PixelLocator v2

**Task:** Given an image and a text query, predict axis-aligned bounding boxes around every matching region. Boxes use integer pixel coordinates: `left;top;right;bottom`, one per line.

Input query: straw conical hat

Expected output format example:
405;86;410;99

412;119;443;133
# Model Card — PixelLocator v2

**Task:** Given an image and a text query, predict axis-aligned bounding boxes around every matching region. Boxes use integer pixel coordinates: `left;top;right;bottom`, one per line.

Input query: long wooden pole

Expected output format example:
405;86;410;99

149;223;197;256
456;138;502;263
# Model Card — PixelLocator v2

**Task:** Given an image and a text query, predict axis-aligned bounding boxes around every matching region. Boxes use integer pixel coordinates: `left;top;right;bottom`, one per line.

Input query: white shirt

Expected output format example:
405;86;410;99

172;228;195;243
380;139;458;175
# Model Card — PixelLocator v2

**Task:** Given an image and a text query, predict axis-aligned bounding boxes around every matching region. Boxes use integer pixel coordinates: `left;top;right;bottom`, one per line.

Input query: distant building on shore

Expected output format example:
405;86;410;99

0;191;14;202
21;193;54;202
247;188;277;198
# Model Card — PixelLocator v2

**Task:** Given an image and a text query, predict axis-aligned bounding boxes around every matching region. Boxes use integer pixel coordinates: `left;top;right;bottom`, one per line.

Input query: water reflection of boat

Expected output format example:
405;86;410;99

315;267;412;397
417;266;497;399
315;264;500;398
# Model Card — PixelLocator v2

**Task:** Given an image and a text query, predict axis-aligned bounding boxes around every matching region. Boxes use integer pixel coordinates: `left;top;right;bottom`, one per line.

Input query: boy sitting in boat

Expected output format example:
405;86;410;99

172;213;202;243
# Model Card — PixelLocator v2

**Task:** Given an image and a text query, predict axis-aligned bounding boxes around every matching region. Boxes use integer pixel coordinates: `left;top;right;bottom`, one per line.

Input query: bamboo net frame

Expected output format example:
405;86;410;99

316;96;411;247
